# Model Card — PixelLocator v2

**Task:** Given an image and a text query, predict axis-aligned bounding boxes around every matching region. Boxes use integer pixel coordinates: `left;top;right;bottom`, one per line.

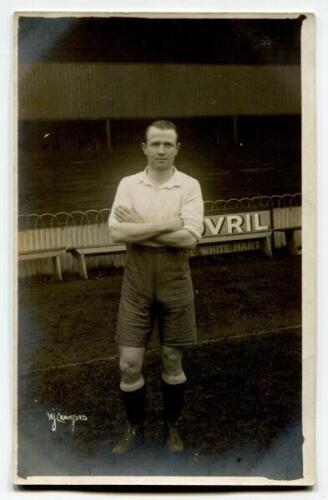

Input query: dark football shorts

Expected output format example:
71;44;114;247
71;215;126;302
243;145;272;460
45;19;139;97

115;243;197;348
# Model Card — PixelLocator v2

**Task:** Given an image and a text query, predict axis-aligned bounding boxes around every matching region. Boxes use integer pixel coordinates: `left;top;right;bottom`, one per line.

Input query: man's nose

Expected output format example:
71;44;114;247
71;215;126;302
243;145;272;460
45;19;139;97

158;144;165;154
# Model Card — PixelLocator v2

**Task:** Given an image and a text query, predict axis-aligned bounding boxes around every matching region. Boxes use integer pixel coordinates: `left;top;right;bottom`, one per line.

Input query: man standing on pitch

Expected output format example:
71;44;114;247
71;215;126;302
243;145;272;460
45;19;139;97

108;120;204;454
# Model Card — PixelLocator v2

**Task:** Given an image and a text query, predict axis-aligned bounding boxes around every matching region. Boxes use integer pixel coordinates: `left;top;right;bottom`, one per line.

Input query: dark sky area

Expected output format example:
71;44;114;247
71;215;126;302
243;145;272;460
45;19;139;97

18;16;302;64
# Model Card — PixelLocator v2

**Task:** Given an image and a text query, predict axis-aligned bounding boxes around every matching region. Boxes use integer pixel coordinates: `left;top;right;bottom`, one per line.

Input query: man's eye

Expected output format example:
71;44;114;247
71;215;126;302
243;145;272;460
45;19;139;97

150;142;174;148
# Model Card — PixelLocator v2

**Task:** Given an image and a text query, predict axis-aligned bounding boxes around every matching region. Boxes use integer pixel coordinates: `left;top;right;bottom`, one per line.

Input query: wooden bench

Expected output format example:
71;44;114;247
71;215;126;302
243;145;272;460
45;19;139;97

67;232;273;280
18;248;66;280
67;244;126;279
273;226;301;255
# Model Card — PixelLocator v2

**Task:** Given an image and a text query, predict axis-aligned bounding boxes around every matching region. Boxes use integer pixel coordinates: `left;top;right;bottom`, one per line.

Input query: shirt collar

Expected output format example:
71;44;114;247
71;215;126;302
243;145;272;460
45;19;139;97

137;166;182;189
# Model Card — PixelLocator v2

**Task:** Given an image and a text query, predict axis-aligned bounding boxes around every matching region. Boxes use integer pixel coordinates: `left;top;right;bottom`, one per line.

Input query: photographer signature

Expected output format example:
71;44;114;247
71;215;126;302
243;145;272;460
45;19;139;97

47;411;88;432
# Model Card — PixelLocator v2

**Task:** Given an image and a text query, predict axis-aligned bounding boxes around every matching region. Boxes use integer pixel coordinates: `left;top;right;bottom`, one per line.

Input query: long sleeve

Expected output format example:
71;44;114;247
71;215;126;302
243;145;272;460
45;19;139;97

108;178;132;229
180;180;204;241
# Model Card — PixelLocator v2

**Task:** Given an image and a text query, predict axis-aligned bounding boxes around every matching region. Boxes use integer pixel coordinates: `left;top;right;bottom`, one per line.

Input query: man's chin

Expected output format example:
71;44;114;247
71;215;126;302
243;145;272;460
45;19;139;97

152;162;172;170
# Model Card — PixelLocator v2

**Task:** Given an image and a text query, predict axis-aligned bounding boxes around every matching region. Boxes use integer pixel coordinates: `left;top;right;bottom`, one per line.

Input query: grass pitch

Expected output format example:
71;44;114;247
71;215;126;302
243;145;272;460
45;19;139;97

17;252;302;480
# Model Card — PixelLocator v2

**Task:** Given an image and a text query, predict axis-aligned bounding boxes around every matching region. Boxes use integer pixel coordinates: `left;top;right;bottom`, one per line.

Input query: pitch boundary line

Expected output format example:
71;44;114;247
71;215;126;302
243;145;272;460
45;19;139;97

19;324;302;376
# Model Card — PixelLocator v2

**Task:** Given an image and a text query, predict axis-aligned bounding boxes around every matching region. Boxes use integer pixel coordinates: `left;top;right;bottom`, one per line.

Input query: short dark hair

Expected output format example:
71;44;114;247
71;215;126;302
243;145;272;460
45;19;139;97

145;120;179;143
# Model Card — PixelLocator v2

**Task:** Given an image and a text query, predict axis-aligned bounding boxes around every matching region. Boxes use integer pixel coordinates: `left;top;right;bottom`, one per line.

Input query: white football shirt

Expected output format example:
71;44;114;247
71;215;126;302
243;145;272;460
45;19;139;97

108;167;204;246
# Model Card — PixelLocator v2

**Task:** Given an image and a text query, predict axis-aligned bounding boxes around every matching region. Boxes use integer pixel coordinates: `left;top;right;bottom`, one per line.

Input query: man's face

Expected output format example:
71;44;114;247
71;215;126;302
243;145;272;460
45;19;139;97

142;126;180;170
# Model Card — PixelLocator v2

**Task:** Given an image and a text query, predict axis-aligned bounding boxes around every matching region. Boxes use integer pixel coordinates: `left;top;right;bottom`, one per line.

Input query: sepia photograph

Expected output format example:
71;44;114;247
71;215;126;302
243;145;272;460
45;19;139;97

14;12;315;486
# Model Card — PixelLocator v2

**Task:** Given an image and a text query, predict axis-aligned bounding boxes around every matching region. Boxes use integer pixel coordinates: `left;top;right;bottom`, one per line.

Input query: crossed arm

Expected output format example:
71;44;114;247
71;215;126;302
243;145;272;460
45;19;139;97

110;205;198;249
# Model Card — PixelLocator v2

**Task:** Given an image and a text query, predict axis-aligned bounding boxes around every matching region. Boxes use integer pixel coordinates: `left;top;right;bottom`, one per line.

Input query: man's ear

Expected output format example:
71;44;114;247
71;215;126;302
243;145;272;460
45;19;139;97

176;142;181;153
141;142;147;155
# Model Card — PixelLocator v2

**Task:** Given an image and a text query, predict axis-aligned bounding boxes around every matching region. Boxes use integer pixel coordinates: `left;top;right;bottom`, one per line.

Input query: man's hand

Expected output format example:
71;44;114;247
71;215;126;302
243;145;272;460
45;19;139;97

114;205;144;223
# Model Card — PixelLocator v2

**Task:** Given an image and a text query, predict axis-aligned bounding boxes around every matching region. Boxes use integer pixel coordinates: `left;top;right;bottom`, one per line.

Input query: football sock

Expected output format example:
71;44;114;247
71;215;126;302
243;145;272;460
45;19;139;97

120;378;146;426
161;376;186;424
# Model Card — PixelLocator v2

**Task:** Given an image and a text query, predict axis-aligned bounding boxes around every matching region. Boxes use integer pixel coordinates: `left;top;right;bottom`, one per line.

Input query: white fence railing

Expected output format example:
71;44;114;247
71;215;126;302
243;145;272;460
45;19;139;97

18;223;122;277
272;205;301;249
18;195;302;278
